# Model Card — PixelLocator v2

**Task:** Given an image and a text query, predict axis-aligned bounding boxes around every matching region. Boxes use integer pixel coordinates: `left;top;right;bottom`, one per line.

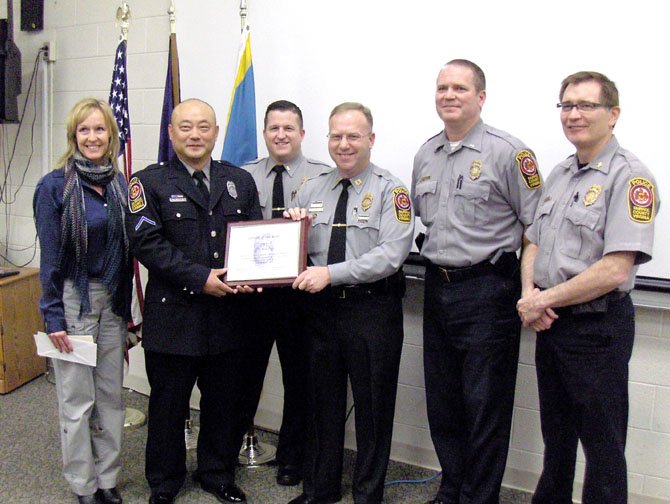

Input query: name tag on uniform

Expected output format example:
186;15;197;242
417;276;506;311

353;207;369;222
309;201;324;213
169;194;187;203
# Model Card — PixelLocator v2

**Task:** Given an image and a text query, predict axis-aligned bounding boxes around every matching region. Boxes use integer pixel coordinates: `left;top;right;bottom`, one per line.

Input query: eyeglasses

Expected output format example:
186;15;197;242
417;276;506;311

327;132;370;143
556;102;608;113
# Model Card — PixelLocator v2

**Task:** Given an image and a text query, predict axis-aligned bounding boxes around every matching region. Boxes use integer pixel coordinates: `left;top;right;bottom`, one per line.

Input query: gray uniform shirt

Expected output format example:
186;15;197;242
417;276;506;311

412;120;542;267
296;162;414;286
526;136;659;292
242;153;332;219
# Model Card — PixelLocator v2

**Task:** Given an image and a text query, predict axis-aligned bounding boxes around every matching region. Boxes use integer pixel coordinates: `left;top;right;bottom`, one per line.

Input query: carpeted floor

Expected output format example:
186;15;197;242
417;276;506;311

0;375;532;504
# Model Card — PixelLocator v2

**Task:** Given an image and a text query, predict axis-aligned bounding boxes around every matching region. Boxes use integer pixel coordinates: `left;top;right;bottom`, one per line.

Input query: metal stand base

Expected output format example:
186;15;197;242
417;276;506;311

238;425;276;466
45;358;56;384
185;418;199;451
124;407;146;431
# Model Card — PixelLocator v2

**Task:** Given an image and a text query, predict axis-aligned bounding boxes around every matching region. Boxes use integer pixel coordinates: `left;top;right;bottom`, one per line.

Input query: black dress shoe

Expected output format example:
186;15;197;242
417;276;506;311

96;488;122;504
77;495;99;504
277;465;302;486
148;493;175;504
200;482;247;503
287;494;324;504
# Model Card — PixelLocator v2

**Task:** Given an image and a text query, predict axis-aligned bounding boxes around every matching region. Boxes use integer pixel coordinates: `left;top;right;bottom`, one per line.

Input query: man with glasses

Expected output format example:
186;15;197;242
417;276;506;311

286;102;414;504
412;59;542;504
240;100;331;487
517;71;659;503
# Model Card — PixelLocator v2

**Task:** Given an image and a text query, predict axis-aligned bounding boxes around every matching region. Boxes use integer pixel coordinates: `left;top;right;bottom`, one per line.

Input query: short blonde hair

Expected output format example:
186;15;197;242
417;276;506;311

329;102;373;130
56;98;120;171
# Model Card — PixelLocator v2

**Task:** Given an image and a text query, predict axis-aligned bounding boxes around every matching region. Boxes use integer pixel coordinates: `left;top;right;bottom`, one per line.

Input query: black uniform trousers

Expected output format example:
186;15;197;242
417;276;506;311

239;288;309;468
423;267;521;504
532;294;634;504
301;289;404;504
144;348;246;495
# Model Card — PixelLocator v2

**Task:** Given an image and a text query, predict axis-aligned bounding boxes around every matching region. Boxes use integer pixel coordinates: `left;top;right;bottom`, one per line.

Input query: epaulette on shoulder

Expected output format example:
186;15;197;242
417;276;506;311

421;131;443;147
617;147;643;166
143;163;164;172
216;159;241;170
306;158;333;168
485;125;528;151
372;164;405;185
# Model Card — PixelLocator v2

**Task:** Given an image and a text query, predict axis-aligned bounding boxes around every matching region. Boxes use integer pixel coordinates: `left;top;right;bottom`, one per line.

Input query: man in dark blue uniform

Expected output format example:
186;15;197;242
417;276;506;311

125;99;262;504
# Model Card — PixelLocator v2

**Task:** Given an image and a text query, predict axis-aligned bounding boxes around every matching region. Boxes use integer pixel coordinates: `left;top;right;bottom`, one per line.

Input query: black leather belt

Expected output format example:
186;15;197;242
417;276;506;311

553;290;629;316
426;252;518;283
324;271;405;299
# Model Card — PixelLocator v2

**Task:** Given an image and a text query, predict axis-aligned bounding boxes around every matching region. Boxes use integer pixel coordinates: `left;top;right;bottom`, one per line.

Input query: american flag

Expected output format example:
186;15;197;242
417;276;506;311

108;38;144;340
109;39;131;161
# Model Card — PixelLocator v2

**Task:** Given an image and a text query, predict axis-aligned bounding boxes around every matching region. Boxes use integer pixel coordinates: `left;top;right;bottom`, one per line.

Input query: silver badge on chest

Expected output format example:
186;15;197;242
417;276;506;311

227;181;238;199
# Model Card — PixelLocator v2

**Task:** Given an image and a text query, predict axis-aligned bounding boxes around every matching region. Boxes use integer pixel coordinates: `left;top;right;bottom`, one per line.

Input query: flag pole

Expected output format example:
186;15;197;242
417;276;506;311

162;0;196;450
240;0;248;32
112;0;146;432
116;1;130;41
168;0;176;34
235;0;277;468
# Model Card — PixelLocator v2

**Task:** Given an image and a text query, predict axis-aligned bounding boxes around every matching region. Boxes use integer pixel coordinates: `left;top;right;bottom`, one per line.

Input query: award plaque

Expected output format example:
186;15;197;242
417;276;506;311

224;218;310;287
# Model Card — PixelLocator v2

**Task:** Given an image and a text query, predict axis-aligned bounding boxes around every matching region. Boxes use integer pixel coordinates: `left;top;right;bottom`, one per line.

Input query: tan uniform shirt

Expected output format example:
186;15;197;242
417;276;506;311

526;136;659;292
242;153;332;219
412;120;542;267
296;162;414;285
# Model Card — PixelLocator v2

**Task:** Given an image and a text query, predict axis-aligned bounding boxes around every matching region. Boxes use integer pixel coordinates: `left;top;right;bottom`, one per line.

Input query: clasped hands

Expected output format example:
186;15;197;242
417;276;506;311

516;287;558;332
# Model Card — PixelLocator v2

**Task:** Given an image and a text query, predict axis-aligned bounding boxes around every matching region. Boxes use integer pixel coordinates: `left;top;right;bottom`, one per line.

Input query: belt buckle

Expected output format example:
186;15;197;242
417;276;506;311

337;288;346;299
438;266;451;282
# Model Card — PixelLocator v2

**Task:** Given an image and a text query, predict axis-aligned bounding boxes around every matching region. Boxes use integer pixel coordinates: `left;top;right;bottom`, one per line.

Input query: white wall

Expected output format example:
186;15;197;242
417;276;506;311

174;0;670;281
2;1;670;502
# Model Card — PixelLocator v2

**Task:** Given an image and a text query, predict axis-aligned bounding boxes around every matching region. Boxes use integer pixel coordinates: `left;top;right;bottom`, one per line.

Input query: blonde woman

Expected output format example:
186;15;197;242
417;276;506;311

33;98;132;504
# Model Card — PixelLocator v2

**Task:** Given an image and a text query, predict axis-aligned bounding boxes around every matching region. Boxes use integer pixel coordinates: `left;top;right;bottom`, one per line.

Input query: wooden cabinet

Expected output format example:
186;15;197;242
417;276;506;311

0;268;45;394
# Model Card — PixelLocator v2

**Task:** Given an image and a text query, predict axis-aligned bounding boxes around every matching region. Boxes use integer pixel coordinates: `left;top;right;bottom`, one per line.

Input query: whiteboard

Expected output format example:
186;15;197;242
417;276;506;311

176;0;668;281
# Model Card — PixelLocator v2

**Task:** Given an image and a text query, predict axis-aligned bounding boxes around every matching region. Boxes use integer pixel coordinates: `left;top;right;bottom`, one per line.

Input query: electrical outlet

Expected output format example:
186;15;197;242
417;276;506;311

43;40;56;62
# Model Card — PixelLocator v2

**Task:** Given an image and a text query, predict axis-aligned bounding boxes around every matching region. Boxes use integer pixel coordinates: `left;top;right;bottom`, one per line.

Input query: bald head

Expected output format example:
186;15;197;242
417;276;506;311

171;98;217;125
168;98;220;169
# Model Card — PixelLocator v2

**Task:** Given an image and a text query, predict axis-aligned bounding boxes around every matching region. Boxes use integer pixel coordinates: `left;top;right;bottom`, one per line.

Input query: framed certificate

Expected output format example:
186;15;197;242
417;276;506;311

224;218;310;287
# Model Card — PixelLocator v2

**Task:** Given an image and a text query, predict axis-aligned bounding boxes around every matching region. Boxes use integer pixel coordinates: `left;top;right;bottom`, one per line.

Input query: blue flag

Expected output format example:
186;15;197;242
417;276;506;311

158;33;180;163
221;27;257;166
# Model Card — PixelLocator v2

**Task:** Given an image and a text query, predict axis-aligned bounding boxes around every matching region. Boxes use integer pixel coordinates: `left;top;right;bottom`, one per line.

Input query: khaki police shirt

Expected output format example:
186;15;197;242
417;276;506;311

242;153;332;219
296;162;414;286
526;136;659;292
412;120;542;267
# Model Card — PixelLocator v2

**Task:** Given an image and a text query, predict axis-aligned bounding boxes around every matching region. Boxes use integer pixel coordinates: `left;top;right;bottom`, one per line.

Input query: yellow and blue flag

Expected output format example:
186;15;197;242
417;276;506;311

221;27;257;166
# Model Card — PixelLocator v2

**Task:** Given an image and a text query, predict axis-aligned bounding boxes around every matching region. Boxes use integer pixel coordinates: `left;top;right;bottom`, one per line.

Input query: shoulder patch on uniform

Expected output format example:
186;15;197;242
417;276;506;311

628;177;655;223
392;187;412;224
516;150;542;189
128;176;147;213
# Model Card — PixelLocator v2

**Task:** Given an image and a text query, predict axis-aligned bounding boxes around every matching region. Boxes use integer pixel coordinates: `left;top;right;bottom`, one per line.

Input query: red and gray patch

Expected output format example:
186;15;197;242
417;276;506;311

128;176;146;213
516;150;541;189
628;177;655;223
392;187;412;223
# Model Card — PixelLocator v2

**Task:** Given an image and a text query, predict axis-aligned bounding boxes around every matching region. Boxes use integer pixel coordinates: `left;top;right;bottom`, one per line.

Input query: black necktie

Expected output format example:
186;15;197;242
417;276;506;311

193;170;210;205
271;165;286;218
327;178;351;265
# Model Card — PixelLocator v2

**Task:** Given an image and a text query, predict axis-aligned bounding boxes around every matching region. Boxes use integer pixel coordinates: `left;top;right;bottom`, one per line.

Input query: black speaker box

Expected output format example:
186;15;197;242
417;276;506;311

21;0;44;32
